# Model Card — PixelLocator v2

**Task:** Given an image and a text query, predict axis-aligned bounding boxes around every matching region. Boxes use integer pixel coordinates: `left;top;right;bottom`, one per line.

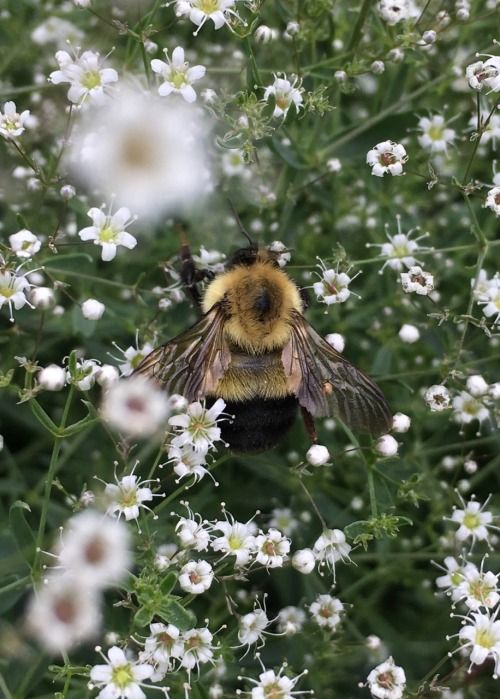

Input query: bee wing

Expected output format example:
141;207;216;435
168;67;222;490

133;304;230;401
282;311;392;435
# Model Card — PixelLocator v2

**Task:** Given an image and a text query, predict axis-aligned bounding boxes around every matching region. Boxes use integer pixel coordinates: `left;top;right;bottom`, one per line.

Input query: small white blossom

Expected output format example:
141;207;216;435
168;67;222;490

452;391;490;425
366;656;406;699
38;364;66;391
269;508;298;537
399;323;420;343
151;46;205;103
377;0;419;25
366;141;408;177
82;298;105;320
313;259;357;306
0;270;32;322
267;240;291;267
368;217;431;273
0;101;31;139
169;398;227;454
255;528;290;568
277;606;306;635
425;384;451;411
306;444;330;466
457;610;500;677
89;646;154;699
309;593;343;631
291;548;316;574
375;434;399;457
101;375;170;438
104;469;159;522
313;528;352;579
466;55;500;93
175;0;240;35
417;115;456;154
167;444;212;483
30;287;56;310
485;186;500;216
178;627;215;670
255;25;279;43
435;556;465;595
455;562;500;610
392;412;411;433
66;358;100;391
400;265;434;295
450;497;495;545
50;49;118;105
264;74;304;119
176;514;211;552
325;333;345;352
211;517;257;567
466;375;489;397
238;608;270;647
9;229;41;258
179;560;214;594
141;622;182;670
79;206;137;262
96;364;120;388
245;666;307;699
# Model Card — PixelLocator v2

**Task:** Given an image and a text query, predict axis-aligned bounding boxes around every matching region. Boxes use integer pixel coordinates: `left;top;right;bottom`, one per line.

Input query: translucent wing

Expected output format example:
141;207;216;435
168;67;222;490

133;304;230;401
282;311;392;435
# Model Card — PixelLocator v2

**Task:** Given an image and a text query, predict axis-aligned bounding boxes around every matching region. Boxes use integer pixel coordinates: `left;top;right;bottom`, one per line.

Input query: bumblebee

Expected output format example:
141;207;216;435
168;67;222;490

135;241;392;453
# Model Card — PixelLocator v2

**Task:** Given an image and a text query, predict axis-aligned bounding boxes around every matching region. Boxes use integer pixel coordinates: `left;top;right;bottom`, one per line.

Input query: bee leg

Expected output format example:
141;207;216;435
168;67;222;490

301;407;318;444
179;241;214;310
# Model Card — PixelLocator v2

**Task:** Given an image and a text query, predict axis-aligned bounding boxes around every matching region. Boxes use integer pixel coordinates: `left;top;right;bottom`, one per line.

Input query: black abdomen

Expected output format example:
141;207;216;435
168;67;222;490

208;395;298;453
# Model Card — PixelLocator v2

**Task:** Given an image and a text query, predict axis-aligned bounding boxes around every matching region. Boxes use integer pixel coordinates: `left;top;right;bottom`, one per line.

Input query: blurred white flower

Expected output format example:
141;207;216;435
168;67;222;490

375;434;399;457
255;25;279;42
221;148;249;178
9;229;41;258
38;364;66;391
452;391;490;425
78;206;137;262
49;49;118;105
277;606;306;635
69;86;210;219
264;74;304;118
466;375;489;397
82;298;106;320
366;656;406;699
306;444;331;466
0;101;31;139
31;17;84;47
151;46;205;102
238;608;270;647
377;0;419;25
399;323;420;343
417;114;456;153
96;364;120;387
100;375;170;437
325;333;345;352
31;286;56;310
392;412;411;432
367;141;407;177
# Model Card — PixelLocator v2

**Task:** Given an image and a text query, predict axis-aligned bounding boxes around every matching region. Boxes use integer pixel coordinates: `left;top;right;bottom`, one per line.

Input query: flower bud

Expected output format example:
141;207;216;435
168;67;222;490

375;434;399;457
306;444;330;466
30;286;55;309
81;298;105;320
392;412;411;433
38;364;66;391
292;548;316;574
399;324;420;343
325;333;345;352
466;374;488;397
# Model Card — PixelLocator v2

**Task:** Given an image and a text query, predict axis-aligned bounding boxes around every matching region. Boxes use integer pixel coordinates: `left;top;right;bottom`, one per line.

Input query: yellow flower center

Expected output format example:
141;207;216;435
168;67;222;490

264;682;285;699
82;70;102;90
196;0;219;13
99;226;117;243
111;664;134;689
171;70;187;89
0;286;14;298
428;125;444;141
475;627;495;649
463;512;480;530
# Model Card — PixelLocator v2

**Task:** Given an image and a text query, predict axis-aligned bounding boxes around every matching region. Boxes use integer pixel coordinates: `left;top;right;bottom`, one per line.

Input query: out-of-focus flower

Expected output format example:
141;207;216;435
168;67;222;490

31;17;84;47
306;444;330;466
78;206;137;262
377;0;419;25
30;287;55;310
82;298;105;320
100;375;170;438
69;87;210;219
151;46;205;102
367;141;408;177
466;375;489;397
238;608;270;647
255;25;279;42
9;230;41;258
277;606;306;635
417;115;456;153
264;74;304;118
309;593;343;631
392;412;411;433
49;49;118;105
452;391;490;425
399;323;420;343
0;101;31;139
375;434;399;457
325;333;345;352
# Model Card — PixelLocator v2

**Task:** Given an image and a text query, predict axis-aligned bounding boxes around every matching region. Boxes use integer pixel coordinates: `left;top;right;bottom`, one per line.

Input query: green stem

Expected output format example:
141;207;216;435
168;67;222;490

367;468;378;518
0;575;30;596
347;0;375;53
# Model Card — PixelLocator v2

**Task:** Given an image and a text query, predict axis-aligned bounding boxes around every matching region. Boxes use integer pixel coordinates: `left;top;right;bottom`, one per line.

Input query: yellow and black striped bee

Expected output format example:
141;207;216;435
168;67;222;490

135;240;391;453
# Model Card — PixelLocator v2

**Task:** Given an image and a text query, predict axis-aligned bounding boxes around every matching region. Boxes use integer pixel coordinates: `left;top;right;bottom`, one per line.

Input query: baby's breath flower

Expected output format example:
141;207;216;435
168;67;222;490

151;46;205;103
306;444;330;466
277;606;306;635
211;508;257;566
9;229;41;258
399;323;420;343
38;364;66;391
485;186;500;216
454;561;500;610
263;74;304;119
455;609;500;677
450;495;496;545
238;663;309;699
366;656;406;699
30;286;55;310
377;0;419;25
0;269;33;322
169;398;227;454
100;375;170;438
237;608;270;648
78;206;137;262
313;528;352;579
313;259;358;306
291;548;316;574
425;384;451;411
255;528;290;568
179;559;214;594
400;265;434;295
466;55;500;93
167;444;213;483
89;646;154;699
0;101;31;139
417;114;456;154
177;626;215;670
435;556;465;595
452;391;490;426
375;434;399;457
392;412;411;433
103;466;162;522
366;141;408;177
309;593;343;631
49;49;118;105
368;216;431;273
82;298;105;320
175;0;241;36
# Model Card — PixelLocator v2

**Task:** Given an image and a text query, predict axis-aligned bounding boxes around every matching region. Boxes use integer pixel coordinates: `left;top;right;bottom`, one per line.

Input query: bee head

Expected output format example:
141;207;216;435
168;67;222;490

227;245;282;270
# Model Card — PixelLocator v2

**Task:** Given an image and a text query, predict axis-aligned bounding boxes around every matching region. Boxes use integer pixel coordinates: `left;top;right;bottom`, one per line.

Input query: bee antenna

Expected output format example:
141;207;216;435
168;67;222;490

227;199;256;249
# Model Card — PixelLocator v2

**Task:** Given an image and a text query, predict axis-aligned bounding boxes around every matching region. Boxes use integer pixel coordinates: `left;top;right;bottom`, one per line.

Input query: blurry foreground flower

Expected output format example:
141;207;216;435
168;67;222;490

70;87;210;218
366;656;406;699
0;101;30;139
101;375;170;438
151;46;205;102
0;269;32;322
89;646;154;699
377;0;419;25
9;229;41;258
49;49;118;105
417;114;456;154
264;74;304;119
78;206;137;262
366;141;407;177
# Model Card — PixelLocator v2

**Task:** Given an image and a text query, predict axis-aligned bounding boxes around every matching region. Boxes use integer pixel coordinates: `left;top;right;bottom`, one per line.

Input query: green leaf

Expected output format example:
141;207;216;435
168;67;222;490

158;598;196;631
71;305;97;339
30;399;59;436
58;414;97;438
42;252;93;270
160;572;177;595
9;500;35;564
133;605;155;628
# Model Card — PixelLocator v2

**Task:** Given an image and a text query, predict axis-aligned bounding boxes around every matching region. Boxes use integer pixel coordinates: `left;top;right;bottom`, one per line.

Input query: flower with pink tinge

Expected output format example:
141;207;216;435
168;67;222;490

366;656;406;699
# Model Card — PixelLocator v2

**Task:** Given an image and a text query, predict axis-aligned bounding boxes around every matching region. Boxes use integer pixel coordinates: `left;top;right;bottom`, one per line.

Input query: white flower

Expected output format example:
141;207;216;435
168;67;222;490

168;444;212;483
151;46;205;102
450;497;495;544
368;217;431;273
313;528;352;579
141;622;182;669
377;0;419;25
455;562;500;610
79;206;137;262
457;610;500;677
255;25;279;43
326;157;342;172
179;559;214;594
392;412;411;433
96;364;120;388
169;398;227;454
114;341;155;377
325;333;345;352
176;515;211;552
101;375;170;438
57;511;131;588
366;141;408;177
178;627;214;670
27;575;101;653
309;593;343;631
49;49;118;105
30;287;56;310
89;646;154;699
466;55;500;93
175;0;240;35
366;656;406;699
9;229;41;258
435;556;465;594
238;609;270;646
211;519;257;566
267;240;291;268
0;101;31;139
466;375;489;397
264;74;304;118
82;298;105;320
277;606;306;635
66;358;99;391
269;507;298;537
192;246;226;274
31;17;84;47
255;528;290;568
375;434;399;457
313;260;356;305
400;265;434;295
417;115;456;154
221;149;249;178
453;391;490;425
477;282;500;324
424;384;451;411
291;548;316;574
0;270;32;322
306;444;330;466
247;667;306;699
485;186;500;216
104;470;159;522
38;364;66;391
399;323;420;343
69;87;210;219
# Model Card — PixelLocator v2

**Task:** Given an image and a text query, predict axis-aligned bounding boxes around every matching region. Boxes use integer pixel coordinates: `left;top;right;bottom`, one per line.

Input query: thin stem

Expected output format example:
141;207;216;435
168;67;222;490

347;0;376;53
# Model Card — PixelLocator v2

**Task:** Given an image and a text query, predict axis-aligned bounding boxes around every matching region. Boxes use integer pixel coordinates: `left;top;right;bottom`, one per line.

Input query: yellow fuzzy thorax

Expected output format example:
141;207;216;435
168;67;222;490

202;261;303;353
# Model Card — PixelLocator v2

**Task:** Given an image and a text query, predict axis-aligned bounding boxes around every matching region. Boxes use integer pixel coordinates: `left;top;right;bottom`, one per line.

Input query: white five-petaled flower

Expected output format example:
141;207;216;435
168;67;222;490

313;528;352;580
366;656;406;699
247;666;307;699
454;562;500;611
50;49;118;105
79;206;137;262
238;608;270;647
450;497;495;545
485;186;500;216
377;0;419;25
452;391;490;426
417;114;456;154
178;627;215;670
457;610;500;678
0;270;32;322
211;519;257;566
175;0;240;35
113;340;155;377
66;358;100;391
169;398;227;454
104;469;159;522
0;101;31;139
309;593;344;631
255;528;290;568
176;514;211;552
141;622;182;670
167;444;212;483
366;140;408;177
368;217;431;273
313;259;358;306
100;375;171;438
264;74;304;119
424;384;451;411
9;229;41;258
151;46;205;102
435;556;465;595
89;646;154;699
400;265;434;295
466;55;500;93
179;559;214;594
